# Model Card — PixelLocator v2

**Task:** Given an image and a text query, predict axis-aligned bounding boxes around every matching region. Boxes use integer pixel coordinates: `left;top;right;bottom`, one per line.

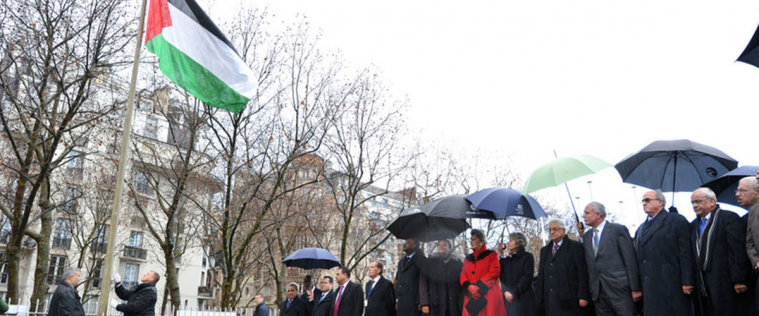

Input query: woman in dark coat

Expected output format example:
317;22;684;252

460;229;506;316
498;232;537;316
420;239;464;316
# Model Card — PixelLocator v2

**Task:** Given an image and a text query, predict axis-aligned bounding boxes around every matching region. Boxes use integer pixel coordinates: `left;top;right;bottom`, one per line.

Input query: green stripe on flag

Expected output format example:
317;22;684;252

146;33;249;114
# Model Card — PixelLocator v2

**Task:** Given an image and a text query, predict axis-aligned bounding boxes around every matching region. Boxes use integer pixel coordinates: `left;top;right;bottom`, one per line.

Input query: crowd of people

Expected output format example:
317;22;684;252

271;175;759;316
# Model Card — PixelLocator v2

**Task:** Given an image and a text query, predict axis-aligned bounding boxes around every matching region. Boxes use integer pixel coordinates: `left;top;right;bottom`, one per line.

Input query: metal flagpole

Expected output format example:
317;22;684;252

97;0;149;314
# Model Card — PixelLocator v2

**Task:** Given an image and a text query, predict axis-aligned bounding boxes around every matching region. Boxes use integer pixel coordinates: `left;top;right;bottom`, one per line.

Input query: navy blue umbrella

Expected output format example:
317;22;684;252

703;165;759;208
282;248;341;270
465;187;546;220
387;195;470;242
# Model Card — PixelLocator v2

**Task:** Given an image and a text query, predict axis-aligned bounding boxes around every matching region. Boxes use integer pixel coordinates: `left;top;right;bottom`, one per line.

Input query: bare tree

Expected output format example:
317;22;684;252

0;0;133;303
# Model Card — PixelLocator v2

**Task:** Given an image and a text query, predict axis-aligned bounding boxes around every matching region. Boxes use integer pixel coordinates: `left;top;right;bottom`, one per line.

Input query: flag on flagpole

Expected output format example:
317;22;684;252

145;0;255;113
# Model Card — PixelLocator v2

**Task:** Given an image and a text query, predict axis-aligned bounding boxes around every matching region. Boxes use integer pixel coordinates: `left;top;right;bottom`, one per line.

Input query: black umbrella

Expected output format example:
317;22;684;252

703;165;758;208
738;22;759;69
387;195;470;242
282;247;341;270
615;139;738;212
465;187;546;220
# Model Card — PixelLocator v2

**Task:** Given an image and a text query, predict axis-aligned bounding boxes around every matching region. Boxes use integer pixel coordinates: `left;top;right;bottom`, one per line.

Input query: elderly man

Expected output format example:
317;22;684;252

48;267;85;316
111;270;159;316
690;187;751;315
397;238;426;316
254;294;270;316
743;176;759;313
582;202;640;316
635;190;693;315
536;219;590;316
281;283;309;316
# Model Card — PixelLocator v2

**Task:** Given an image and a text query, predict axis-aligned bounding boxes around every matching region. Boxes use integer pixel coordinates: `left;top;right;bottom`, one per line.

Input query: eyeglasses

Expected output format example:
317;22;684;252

691;199;707;205
736;188;753;194
641;198;659;203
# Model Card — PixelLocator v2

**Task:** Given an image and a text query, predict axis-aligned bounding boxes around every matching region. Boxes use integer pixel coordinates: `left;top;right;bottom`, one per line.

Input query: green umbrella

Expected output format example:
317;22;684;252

522;154;613;194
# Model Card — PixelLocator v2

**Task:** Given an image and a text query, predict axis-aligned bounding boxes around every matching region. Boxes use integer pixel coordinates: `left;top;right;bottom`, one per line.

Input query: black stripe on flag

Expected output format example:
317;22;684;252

169;0;238;55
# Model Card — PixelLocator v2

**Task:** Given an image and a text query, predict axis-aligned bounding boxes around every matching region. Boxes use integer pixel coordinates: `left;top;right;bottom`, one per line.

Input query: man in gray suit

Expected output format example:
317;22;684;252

742;176;759;312
582;202;640;316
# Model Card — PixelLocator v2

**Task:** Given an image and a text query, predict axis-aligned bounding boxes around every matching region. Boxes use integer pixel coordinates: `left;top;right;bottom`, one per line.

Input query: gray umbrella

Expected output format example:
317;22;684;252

387;195;470;242
615;139;738;212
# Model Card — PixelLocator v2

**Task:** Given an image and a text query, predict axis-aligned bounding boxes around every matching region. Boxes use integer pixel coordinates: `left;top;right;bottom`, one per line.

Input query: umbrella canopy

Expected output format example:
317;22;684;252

282;248;341;270
465;187;546;220
522;154;613;194
387;195;470;242
738;22;759;69
615;139;738;193
703;165;759;208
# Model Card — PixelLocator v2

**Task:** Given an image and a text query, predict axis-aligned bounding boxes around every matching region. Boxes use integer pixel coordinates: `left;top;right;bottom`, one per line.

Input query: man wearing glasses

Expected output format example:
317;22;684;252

634;190;694;316
689;187;750;315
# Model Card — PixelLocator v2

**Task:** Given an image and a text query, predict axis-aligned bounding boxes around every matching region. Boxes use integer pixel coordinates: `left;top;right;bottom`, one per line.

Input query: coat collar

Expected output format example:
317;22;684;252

637;209;667;247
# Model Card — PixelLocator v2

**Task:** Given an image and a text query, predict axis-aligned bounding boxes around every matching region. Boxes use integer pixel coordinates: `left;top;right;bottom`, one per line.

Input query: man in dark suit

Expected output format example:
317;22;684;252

582;202;640;316
254;294;270;316
635;190;694;315
280;283;309;316
301;275;321;306
365;261;396;316
397;238;426;316
311;276;334;316
690;188;750;315
742;177;759;312
330;267;364;316
536;218;590;316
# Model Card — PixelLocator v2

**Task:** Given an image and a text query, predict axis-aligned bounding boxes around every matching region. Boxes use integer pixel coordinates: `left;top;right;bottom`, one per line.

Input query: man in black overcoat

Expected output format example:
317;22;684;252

111;270;159;316
330;267;364;316
689;188;751;316
365;261;396;316
48;267;85;316
397;238;426;316
253;294;270;316
311;276;335;316
635;190;694;316
281;283;309;316
420;240;463;316
536;219;590;316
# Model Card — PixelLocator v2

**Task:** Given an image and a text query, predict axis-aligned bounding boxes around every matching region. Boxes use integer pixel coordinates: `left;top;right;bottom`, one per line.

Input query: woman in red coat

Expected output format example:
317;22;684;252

460;229;507;316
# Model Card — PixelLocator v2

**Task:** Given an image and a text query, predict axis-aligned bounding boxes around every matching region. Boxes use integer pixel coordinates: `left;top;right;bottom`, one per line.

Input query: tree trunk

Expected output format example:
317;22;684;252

29;182;53;313
163;244;181;313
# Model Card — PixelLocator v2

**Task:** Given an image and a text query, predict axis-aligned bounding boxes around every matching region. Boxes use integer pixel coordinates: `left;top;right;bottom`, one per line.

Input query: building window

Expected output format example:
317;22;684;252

53;219;72;250
134;171;151;195
129;231;143;248
65;151;83;177
124;263;139;289
144;116;158;139
0;218;10;244
0;252;7;284
63;185;80;214
91;260;103;288
47;255;66;285
83;295;99;314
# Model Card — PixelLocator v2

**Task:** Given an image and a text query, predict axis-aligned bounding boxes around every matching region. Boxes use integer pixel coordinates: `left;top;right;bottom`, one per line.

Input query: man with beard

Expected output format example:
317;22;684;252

397;238;426;316
420;240;463;316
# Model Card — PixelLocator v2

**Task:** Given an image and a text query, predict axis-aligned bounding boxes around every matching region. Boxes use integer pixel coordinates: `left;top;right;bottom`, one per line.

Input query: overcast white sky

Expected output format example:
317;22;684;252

202;1;759;227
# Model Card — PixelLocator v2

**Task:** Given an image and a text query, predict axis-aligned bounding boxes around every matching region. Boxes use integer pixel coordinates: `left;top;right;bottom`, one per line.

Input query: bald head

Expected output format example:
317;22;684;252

737;177;759;208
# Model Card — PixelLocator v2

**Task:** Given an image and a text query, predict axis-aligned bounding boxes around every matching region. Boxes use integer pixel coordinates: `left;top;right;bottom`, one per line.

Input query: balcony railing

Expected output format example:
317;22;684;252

123;246;147;260
198;286;214;298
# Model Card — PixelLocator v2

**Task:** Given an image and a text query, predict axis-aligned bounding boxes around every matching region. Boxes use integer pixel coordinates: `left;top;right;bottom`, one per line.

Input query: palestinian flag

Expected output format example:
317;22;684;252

145;0;255;114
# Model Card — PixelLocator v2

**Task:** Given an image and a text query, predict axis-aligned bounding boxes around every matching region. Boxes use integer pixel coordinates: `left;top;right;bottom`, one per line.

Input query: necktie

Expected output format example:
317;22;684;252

333;285;344;316
287;299;291;309
552;242;559;256
593;228;600;256
367;280;375;297
318;293;326;304
699;217;708;235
